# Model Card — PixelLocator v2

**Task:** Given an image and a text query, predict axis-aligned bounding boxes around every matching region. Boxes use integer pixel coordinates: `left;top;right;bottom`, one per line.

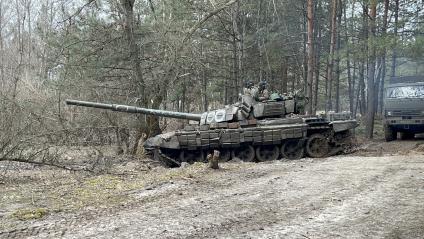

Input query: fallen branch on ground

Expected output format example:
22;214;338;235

0;157;95;173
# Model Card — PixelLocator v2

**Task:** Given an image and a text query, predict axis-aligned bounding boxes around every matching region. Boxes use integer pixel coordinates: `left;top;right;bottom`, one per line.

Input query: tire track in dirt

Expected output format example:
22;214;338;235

0;163;264;238
238;159;424;238
1;156;423;239
57;157;423;238
182;157;424;238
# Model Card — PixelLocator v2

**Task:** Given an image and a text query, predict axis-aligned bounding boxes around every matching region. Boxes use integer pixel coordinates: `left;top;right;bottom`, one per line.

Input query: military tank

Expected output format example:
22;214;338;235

66;93;358;167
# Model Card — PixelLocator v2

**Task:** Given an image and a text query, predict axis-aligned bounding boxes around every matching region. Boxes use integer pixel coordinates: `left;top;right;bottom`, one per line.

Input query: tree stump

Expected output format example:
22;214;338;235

207;150;220;169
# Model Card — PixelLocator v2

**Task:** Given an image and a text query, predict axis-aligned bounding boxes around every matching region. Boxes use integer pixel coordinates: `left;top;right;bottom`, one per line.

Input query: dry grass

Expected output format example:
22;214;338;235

0;157;253;231
11;208;48;221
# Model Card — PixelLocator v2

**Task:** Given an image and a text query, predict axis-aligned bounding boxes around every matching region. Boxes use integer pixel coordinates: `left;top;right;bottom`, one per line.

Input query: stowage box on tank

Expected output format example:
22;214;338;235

66;93;358;167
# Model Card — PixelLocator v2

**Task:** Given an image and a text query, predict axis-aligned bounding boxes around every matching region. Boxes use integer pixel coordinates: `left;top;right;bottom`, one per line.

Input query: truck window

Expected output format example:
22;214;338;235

386;86;424;99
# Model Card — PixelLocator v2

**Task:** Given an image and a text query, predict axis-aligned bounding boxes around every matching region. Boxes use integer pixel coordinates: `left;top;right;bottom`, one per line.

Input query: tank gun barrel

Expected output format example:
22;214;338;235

65;99;202;121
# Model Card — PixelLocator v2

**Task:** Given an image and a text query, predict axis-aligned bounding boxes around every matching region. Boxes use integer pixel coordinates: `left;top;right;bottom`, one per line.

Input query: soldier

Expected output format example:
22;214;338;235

257;80;270;101
243;80;257;97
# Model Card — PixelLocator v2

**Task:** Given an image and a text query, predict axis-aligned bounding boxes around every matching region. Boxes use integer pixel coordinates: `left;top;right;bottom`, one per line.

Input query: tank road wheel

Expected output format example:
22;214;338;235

179;150;205;163
232;145;255;162
219;149;232;162
384;125;397;142
256;145;280;162
281;139;304;160
305;134;329;158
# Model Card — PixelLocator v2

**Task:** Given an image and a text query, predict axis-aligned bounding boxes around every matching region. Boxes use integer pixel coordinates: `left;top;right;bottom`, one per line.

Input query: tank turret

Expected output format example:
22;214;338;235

66;94;300;126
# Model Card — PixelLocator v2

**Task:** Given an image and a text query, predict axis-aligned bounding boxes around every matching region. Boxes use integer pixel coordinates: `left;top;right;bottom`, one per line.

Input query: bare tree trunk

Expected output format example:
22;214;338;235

224;77;228;105
232;3;240;102
312;0;322;115
379;0;389;115
391;0;399;77
352;60;357;117
256;0;263;82
345;2;354;116
202;70;208;111
374;58;383;113
334;0;342;113
354;63;363;117
325;0;338;112
26;0;32;81
365;0;377;139
232;35;238;103
13;0;25;100
182;82;186;112
359;61;366;115
120;0;157;154
240;9;245;93
305;0;314;115
121;0;144;98
358;4;368;116
313;49;320;114
302;2;308;95
199;43;208;111
0;0;4;91
281;57;288;94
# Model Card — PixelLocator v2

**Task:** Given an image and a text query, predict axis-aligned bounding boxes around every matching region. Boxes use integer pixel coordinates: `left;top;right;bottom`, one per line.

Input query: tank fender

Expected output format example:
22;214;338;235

143;132;180;150
330;120;359;133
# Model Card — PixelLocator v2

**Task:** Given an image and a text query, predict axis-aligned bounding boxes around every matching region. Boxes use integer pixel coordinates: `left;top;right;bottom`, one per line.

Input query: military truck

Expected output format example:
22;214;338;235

384;76;424;141
66;93;358;167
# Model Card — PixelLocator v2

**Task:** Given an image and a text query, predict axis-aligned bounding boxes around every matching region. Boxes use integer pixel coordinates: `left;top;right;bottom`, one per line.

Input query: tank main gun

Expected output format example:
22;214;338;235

65;99;202;121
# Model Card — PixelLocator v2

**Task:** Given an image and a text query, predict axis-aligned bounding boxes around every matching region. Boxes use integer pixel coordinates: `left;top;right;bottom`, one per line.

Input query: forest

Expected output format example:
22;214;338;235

0;0;423;163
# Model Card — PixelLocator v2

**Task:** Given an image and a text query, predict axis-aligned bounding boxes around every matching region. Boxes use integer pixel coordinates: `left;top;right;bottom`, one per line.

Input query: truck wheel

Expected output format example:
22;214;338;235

400;132;414;140
305;134;329;158
384;125;397;142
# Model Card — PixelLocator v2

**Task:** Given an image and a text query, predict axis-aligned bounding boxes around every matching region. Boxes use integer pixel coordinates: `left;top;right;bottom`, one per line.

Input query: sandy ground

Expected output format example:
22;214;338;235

1;140;424;239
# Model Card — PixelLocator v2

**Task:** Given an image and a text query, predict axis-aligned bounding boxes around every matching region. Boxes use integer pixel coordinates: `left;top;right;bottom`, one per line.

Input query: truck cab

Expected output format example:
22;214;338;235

384;76;424;141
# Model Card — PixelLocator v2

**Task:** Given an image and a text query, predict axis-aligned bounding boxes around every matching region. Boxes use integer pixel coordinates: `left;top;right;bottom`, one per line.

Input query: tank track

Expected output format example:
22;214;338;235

150;122;355;167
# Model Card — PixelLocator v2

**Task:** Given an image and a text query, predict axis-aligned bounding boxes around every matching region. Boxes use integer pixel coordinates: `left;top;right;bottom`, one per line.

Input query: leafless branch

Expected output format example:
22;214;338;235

59;0;97;24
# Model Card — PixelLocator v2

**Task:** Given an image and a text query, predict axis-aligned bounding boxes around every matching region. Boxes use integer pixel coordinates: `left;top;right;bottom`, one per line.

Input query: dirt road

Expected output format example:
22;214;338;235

1;143;424;238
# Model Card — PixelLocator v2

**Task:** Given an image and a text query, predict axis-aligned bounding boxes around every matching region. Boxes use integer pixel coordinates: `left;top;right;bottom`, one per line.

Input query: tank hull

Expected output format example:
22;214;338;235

145;116;358;167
